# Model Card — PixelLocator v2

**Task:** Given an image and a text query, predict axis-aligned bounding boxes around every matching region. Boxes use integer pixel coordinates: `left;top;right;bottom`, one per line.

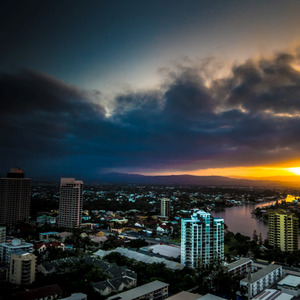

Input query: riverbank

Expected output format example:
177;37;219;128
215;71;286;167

211;200;284;240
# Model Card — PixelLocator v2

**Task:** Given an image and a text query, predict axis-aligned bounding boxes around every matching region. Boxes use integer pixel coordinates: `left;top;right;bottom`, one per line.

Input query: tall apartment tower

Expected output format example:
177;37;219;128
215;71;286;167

160;198;170;217
268;209;299;252
58;178;83;228
0;168;31;227
181;210;224;268
0;227;6;243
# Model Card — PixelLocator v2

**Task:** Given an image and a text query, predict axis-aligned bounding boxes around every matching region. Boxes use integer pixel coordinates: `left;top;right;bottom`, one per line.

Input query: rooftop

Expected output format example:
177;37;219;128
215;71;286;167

40;232;59;235
0;239;33;248
241;264;281;284
166;291;201;300
227;258;252;270
94;247;184;270
277;275;300;288
253;289;293;300
200;294;228;300
141;244;181;258
106;280;169;300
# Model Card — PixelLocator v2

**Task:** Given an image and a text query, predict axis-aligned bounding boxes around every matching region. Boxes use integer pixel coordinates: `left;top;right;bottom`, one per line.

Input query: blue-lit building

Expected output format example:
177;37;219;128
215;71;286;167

181;210;224;268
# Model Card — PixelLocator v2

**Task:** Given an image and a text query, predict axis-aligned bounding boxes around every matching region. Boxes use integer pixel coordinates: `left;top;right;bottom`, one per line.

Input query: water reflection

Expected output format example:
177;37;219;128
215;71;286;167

211;201;281;240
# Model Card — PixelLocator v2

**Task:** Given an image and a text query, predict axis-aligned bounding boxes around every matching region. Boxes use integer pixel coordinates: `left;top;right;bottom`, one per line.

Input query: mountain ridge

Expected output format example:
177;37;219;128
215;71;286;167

97;172;289;186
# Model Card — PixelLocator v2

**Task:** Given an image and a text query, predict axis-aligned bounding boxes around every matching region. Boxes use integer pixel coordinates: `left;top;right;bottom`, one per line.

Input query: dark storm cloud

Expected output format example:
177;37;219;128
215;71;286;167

0;70;106;173
222;52;300;114
1;49;300;178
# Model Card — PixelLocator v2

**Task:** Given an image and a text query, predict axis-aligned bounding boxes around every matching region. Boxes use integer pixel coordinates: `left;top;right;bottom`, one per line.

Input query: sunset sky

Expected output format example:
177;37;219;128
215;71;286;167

1;0;300;180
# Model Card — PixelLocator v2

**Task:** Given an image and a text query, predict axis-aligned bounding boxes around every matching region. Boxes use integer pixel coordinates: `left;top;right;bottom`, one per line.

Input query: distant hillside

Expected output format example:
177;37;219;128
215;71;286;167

97;172;283;186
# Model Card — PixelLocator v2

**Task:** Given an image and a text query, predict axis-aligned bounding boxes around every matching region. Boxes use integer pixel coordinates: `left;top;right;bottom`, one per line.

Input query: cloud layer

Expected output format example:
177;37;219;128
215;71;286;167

1;49;300;179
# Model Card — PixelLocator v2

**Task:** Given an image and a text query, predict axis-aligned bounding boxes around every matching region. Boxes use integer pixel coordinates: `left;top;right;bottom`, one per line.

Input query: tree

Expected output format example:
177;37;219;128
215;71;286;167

258;233;263;245
252;230;258;243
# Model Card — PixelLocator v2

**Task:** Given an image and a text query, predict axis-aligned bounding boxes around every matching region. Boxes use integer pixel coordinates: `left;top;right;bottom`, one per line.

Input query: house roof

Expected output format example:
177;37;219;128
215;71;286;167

8;284;62;300
94;247;184;270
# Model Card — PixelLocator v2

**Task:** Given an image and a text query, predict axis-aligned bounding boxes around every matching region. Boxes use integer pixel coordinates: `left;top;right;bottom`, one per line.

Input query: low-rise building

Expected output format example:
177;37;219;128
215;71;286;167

38;256;80;275
93;275;136;296
93;264;137;296
141;244;181;259
0;238;33;266
39;231;59;241
227;258;253;277
34;241;65;258
8;284;62;299
166;291;201;300
277;275;300;297
94;247;184;270
61;293;87;300
107;280;169;300
37;215;57;225
240;264;283;299
253;289;293;299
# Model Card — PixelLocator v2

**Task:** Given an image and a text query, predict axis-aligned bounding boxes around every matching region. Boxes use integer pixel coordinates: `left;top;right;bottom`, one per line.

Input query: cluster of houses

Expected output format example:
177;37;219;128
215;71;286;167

2;221;300;299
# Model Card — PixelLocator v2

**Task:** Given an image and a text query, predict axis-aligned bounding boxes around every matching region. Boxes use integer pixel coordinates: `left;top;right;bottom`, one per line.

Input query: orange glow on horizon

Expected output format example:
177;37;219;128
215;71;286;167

142;166;300;178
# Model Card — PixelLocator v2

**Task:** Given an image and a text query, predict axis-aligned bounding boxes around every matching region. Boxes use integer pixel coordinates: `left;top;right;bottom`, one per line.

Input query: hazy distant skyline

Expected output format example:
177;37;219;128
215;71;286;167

1;0;300;179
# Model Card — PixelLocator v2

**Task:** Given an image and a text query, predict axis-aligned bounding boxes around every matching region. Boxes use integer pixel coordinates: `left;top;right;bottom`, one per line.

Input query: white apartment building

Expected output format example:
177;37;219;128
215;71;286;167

58;178;83;228
107;280;169;300
240;264;283;299
277;275;300;297
227;258;253;277
181;210;224;268
0;238;33;266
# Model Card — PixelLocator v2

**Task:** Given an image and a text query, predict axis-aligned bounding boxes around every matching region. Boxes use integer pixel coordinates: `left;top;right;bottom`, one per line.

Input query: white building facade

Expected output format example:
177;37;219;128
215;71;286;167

58;178;83;228
181;210;224;268
0;238;33;266
277;275;300;297
240;264;283;299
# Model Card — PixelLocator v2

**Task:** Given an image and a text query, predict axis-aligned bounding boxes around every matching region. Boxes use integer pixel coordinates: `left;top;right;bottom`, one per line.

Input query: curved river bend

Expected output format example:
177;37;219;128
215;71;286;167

210;201;281;240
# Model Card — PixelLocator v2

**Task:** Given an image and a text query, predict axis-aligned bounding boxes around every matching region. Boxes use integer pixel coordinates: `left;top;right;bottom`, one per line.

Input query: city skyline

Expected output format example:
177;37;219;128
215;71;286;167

1;1;300;179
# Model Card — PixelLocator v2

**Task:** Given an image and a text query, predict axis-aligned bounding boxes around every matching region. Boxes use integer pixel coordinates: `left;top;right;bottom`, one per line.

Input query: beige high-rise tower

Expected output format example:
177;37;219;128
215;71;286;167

58;178;83;228
0;168;31;227
268;209;299;252
160;197;170;217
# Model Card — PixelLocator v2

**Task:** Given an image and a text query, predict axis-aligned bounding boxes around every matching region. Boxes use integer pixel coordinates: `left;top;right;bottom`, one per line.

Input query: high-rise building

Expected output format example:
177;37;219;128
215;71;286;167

0;227;6;243
0;168;31;227
58;178;83;228
9;252;36;285
268;209;299;252
160;197;170;217
181;210;224;268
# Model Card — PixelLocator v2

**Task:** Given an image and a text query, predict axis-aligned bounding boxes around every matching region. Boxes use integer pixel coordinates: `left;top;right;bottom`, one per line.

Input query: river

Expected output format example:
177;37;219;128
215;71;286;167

210;200;281;240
